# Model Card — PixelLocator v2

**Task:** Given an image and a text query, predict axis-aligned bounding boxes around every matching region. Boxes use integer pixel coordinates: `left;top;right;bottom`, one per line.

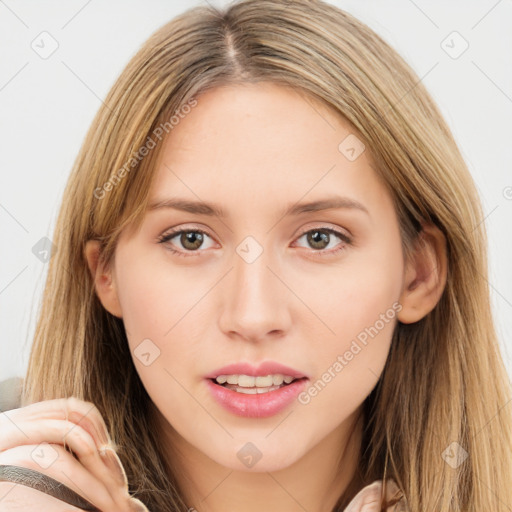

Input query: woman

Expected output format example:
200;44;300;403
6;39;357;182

1;0;511;510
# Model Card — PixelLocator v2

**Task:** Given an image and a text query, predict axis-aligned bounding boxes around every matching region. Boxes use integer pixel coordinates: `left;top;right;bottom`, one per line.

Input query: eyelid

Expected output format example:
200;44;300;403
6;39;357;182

157;224;215;244
158;222;351;240
294;222;351;240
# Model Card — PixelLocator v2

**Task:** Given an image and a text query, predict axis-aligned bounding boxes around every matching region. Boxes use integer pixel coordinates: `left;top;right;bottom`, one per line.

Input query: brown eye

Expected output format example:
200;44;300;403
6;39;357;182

179;231;204;250
306;230;330;250
295;228;351;254
158;228;214;257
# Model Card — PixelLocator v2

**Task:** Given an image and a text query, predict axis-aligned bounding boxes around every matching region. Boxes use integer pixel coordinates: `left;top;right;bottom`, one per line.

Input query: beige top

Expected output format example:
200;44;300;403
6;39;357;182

343;479;407;511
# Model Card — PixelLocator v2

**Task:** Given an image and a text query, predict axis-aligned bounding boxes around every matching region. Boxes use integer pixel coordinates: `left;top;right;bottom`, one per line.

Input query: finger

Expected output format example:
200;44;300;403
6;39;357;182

0;420;128;498
0;399;132;507
0;444;125;511
2;397;111;451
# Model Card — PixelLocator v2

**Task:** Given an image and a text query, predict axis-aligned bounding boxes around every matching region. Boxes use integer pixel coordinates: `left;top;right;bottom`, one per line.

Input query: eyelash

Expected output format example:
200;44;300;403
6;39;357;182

157;226;352;259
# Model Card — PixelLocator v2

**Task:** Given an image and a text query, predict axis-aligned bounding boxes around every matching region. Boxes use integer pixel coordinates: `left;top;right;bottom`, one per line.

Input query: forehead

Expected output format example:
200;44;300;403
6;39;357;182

148;82;389;220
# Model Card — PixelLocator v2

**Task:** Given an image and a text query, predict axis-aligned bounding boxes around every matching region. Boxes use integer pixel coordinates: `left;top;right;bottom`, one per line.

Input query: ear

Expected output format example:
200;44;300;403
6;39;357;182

84;240;123;318
397;223;448;324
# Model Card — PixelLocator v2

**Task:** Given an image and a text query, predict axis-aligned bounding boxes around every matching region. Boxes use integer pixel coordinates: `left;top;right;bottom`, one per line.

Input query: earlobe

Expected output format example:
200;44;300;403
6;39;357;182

397;223;448;324
84;240;123;318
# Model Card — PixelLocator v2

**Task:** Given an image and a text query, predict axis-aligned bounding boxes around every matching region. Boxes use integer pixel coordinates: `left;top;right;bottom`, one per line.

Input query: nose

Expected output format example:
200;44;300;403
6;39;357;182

218;243;292;344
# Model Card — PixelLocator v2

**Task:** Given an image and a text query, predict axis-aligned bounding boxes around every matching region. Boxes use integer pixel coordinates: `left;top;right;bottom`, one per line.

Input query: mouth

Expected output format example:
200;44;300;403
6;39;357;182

208;375;309;395
205;374;309;418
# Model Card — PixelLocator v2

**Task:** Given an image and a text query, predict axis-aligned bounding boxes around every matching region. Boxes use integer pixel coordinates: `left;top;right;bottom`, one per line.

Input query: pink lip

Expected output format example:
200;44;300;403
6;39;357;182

204;361;309;380
205;377;308;418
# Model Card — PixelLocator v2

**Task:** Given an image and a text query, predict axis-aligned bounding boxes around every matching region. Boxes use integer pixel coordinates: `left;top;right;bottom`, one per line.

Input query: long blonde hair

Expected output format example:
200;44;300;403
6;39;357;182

22;0;512;510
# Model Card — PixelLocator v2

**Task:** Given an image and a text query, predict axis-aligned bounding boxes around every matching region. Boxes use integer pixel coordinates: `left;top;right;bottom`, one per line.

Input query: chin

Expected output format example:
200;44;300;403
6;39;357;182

205;437;308;473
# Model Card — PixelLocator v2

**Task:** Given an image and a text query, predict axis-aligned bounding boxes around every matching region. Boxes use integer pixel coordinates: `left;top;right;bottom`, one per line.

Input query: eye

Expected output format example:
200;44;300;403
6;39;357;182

157;226;352;258
293;227;351;256
157;228;215;257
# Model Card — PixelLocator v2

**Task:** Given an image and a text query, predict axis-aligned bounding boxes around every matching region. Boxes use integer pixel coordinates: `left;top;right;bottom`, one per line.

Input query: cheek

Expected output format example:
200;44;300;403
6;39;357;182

296;239;402;405
114;253;202;341
114;254;207;389
299;239;402;346
296;291;398;432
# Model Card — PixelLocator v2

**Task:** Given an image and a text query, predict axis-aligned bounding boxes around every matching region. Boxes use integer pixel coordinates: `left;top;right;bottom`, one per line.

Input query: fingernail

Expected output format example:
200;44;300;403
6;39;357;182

95;424;111;446
129;497;150;511
101;447;129;490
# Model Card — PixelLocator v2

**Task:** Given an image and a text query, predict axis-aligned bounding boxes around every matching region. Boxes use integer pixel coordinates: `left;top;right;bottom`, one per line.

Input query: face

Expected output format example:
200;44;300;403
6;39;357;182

104;82;406;473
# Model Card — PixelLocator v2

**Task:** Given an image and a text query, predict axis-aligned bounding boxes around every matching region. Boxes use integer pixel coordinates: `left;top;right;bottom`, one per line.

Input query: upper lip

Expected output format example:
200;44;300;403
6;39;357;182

205;361;310;380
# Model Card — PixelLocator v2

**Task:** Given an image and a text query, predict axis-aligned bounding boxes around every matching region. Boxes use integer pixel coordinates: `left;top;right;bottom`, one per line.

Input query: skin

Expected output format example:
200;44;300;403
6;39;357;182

86;82;447;512
0;398;147;511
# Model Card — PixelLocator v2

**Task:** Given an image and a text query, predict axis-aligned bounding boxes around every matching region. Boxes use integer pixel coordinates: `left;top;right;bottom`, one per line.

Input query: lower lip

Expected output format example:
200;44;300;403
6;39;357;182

205;378;308;418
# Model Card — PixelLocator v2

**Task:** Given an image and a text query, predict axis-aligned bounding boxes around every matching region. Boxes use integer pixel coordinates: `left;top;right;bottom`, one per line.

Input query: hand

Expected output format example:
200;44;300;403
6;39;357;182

0;397;149;511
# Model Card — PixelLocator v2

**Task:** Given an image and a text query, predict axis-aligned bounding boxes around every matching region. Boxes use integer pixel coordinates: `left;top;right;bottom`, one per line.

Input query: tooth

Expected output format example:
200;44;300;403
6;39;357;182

255;375;273;387
223;383;284;394
226;375;239;384
216;374;297;387
238;375;255;387
235;386;258;394
272;374;284;385
256;386;278;394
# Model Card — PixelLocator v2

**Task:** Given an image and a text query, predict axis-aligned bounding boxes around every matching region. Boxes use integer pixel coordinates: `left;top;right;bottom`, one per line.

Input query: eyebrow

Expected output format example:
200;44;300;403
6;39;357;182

147;195;369;218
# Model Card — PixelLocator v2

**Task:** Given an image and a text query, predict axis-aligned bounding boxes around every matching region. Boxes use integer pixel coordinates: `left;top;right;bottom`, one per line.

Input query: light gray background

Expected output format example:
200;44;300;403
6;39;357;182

1;0;511;382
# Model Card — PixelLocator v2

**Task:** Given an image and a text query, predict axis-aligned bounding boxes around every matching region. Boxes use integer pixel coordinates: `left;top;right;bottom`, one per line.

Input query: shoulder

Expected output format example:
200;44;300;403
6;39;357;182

0;377;23;412
344;479;408;512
